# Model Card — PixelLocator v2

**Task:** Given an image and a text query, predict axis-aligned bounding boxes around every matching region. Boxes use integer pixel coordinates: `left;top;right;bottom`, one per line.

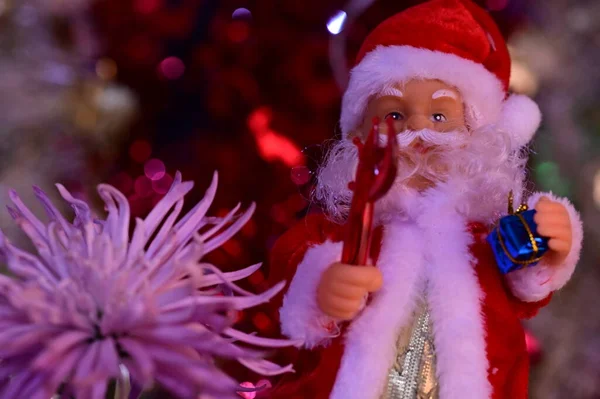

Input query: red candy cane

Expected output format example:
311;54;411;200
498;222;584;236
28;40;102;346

342;117;398;266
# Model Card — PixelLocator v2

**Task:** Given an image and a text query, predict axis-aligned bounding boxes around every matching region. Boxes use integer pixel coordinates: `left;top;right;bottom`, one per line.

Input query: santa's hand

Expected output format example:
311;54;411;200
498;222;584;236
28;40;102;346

534;197;573;266
317;262;383;320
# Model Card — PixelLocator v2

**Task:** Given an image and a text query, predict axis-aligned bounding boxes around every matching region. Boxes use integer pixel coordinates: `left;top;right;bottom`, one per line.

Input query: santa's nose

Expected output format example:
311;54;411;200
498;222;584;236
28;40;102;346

409;138;430;153
410;137;424;148
406;115;433;131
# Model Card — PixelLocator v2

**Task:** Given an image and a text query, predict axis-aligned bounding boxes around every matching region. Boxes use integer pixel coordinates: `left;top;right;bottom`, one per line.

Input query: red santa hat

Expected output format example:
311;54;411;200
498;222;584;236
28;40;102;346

340;0;541;150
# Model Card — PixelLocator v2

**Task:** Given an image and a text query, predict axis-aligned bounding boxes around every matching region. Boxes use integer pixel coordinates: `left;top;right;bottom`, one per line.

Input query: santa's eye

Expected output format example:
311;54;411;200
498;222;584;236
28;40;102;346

385;112;404;121
432;113;447;122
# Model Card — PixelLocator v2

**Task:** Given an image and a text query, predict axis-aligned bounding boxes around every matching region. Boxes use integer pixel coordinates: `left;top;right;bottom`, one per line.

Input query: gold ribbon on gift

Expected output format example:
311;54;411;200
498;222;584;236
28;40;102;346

507;190;528;215
496;191;544;265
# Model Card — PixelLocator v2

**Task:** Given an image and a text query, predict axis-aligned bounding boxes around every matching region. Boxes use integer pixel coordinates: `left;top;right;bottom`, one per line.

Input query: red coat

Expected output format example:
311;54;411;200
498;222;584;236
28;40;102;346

259;201;580;399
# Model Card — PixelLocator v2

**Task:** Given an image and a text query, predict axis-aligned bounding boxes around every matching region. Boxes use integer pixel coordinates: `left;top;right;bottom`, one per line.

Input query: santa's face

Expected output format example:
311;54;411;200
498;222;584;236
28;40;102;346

315;78;526;222
358;79;466;136
353;79;468;190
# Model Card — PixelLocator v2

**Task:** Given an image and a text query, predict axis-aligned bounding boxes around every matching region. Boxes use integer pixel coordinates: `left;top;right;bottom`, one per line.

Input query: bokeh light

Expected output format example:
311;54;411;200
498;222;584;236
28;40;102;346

134;175;153;197
129;139;152;163
247;108;304;167
95;58;117;81
247;107;271;133
256;131;303;166
535;161;570;196
144;158;166;181
327;11;347;35
232;8;251;19
509;59;539;96
251;312;273;332
151;173;174;194
222;239;242;257
227;21;250;43
134;0;161;14
158;56;185;80
290;166;312;186
486;0;509;11
525;330;542;364
593;169;600;208
240;219;257;238
566;7;594;33
247;269;264;285
0;1;9;17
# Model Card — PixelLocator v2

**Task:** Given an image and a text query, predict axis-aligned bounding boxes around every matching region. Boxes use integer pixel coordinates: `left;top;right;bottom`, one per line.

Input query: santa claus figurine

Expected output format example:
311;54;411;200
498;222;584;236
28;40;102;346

263;1;583;398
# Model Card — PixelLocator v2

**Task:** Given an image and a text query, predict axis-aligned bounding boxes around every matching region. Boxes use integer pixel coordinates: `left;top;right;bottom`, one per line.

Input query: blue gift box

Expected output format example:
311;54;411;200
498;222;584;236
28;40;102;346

487;209;550;274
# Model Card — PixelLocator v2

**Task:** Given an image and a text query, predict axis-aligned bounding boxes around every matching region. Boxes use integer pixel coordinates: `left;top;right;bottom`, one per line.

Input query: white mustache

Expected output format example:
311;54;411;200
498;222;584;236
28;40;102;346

378;129;468;148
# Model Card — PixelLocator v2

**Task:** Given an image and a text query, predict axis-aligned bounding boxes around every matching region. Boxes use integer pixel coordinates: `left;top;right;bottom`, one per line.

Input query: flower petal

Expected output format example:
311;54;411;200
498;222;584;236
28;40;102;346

203;204;255;254
237;358;296;376
97;184;130;261
154;372;196;399
195;262;262;288
173;171;218;234
0;326;56;358
8;189;47;240
55;184;92;225
223;328;302;348
117;338;155;386
124;218;146;270
0;369;48;399
145;199;183;259
143;180;194;242
31;330;89;369
155;281;194;307
194;263;257;296
32;186;73;237
95;339;120;379
46;344;87;392
72;341;105;386
199;203;241;242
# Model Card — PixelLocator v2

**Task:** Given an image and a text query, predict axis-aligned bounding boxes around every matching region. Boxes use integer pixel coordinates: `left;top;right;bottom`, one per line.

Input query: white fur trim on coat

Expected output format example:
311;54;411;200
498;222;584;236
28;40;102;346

330;221;426;399
505;192;583;302
340;45;541;150
418;198;492;399
330;194;492;399
279;241;342;349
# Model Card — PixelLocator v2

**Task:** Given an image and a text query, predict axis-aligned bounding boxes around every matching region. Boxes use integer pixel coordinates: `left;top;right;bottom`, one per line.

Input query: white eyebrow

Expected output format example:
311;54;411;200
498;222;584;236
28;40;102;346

378;87;403;98
432;89;458;100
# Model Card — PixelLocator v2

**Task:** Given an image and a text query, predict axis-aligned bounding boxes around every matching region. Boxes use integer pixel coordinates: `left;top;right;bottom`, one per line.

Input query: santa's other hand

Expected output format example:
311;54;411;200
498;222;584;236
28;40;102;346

534;197;572;266
317;262;383;320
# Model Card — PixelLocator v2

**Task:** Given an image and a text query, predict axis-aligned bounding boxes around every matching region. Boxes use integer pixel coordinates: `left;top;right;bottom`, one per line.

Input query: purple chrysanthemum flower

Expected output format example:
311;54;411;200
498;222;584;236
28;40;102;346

0;172;298;399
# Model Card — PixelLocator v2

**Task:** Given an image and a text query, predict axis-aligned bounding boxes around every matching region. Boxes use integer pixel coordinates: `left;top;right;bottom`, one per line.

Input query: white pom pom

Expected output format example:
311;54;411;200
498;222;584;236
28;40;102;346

498;94;542;150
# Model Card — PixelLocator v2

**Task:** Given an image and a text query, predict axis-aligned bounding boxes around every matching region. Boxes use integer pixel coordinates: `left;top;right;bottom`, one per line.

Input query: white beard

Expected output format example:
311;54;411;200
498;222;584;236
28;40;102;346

314;125;530;225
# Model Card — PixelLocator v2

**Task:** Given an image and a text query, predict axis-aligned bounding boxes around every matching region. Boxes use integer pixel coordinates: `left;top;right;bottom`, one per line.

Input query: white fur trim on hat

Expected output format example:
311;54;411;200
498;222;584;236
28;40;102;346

497;94;542;149
340;45;541;150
